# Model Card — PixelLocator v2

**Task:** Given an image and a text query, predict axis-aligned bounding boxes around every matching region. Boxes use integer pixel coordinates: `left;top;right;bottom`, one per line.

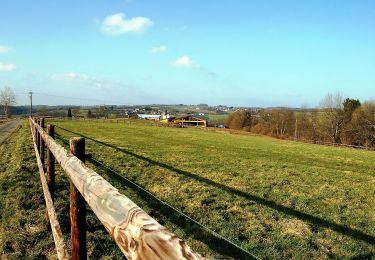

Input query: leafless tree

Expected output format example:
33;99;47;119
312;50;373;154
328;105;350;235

0;86;16;118
270;108;295;136
225;110;253;130
319;92;345;143
72;108;80;117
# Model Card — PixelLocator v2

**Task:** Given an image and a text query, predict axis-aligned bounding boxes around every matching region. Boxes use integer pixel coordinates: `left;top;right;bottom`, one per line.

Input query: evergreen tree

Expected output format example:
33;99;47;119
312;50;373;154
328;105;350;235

67;107;72;118
343;98;361;123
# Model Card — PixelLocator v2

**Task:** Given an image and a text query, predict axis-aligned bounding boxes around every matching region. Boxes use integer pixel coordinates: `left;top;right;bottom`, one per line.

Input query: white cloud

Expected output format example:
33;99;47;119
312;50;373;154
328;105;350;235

51;72;90;81
0;63;16;72
0;45;12;54
151;45;167;53
50;72;96;83
101;13;153;35
173;55;199;68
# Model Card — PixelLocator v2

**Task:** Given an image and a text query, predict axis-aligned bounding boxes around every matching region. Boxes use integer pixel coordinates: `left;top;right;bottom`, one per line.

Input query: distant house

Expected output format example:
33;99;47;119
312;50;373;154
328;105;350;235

138;114;161;120
161;110;170;120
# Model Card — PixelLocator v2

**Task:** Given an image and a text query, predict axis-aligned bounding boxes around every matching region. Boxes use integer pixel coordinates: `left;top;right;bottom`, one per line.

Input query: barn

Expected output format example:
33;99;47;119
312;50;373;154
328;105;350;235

173;114;208;127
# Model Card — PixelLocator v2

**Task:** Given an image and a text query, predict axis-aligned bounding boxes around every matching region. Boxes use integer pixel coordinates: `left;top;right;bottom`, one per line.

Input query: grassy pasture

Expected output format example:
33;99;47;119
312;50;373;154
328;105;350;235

49;119;375;259
0;122;124;259
207;114;228;122
0;121;57;258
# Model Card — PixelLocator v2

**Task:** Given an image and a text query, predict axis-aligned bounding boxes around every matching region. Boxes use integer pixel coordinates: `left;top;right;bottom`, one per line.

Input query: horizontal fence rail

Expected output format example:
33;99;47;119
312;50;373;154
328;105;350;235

29;117;202;260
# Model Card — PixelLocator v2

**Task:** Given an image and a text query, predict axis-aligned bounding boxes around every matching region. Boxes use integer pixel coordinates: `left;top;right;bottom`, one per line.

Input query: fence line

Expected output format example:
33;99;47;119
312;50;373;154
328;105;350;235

29;117;202;259
202;126;375;151
296;138;375;150
29;120;70;259
53;129;261;259
89;156;261;260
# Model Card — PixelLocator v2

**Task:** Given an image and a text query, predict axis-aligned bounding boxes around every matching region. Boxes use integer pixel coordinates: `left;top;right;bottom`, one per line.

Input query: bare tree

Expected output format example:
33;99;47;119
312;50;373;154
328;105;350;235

270;108;295;136
319;92;345;143
72;108;80;117
225;110;253;130
0;86;16;118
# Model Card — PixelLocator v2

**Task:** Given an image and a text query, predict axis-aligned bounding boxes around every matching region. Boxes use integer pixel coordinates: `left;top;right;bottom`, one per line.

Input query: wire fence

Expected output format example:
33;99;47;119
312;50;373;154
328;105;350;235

52;133;123;258
31;118;203;259
54;129;261;260
89;156;260;260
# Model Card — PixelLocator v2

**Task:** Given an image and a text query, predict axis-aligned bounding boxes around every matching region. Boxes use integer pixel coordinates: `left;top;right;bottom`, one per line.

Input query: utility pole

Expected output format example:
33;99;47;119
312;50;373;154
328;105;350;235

29;91;33;117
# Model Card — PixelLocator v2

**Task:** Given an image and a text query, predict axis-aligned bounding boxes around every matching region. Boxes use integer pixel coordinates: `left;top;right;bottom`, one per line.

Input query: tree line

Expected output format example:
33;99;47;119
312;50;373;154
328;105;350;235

226;93;375;148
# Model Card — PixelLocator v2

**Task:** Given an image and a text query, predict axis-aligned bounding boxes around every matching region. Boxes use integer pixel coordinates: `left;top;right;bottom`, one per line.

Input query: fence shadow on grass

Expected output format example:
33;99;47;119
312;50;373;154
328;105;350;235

88;157;253;259
55;126;375;246
56;133;252;259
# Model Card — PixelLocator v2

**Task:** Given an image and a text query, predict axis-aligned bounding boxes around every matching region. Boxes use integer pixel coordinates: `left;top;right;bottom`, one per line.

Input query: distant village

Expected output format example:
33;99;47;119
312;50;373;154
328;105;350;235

8;103;308;128
9;104;240;127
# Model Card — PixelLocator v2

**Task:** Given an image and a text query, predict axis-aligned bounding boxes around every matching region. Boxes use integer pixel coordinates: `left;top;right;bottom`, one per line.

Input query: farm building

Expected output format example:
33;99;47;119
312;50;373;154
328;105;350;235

138;114;161;120
172;114;208;127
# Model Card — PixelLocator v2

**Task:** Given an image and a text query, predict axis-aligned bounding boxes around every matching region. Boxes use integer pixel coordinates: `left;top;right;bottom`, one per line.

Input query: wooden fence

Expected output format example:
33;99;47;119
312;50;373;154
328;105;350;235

29;117;202;260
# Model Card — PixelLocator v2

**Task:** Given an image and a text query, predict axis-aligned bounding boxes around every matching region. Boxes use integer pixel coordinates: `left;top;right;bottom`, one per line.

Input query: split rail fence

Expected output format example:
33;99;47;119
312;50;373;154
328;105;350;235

29;117;201;260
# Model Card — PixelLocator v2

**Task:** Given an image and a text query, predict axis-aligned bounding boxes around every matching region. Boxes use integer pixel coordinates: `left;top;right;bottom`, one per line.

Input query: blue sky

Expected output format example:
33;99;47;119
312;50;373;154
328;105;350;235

0;0;374;107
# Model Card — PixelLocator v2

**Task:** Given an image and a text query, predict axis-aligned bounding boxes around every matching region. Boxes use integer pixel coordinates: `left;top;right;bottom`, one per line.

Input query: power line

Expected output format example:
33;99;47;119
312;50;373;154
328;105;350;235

29;91;33;117
33;92;125;105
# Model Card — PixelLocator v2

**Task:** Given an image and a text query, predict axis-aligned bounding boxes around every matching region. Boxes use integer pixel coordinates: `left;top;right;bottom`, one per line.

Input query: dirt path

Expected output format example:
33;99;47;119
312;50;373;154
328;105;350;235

0;119;23;145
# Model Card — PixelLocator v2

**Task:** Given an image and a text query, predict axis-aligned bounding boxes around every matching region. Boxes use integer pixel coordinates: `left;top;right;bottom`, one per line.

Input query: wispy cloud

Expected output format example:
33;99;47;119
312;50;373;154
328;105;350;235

287;92;303;97
0;63;16;72
51;72;90;81
101;13;153;35
151;45;167;53
173;55;199;68
0;45;12;54
50;72;127;91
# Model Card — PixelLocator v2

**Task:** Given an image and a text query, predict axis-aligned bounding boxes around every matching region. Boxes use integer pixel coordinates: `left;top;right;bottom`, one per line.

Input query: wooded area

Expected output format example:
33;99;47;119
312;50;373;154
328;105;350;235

226;93;375;148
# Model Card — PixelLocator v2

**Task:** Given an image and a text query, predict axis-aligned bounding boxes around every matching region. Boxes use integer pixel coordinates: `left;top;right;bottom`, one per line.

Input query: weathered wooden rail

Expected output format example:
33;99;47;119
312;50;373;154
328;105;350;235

29;117;202;260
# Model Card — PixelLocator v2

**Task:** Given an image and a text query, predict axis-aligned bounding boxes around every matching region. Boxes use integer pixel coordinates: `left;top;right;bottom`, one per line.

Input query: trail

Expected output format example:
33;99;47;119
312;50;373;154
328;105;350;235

0;119;22;145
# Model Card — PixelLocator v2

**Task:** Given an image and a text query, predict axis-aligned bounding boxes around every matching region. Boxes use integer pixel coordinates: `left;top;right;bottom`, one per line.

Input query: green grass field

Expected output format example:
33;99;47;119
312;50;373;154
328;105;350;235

43;120;375;258
0;119;373;258
207;114;228;123
0;121;58;258
0;121;126;259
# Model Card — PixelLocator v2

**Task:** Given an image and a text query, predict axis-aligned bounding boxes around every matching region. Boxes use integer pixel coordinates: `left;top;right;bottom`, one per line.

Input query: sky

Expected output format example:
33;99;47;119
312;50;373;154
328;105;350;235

0;0;374;107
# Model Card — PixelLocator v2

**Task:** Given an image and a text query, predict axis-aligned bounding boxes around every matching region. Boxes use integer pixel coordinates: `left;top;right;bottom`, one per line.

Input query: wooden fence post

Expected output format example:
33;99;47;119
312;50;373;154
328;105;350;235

47;125;55;201
40;118;45;165
32;118;35;140
69;137;87;260
36;119;40;150
34;118;37;144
